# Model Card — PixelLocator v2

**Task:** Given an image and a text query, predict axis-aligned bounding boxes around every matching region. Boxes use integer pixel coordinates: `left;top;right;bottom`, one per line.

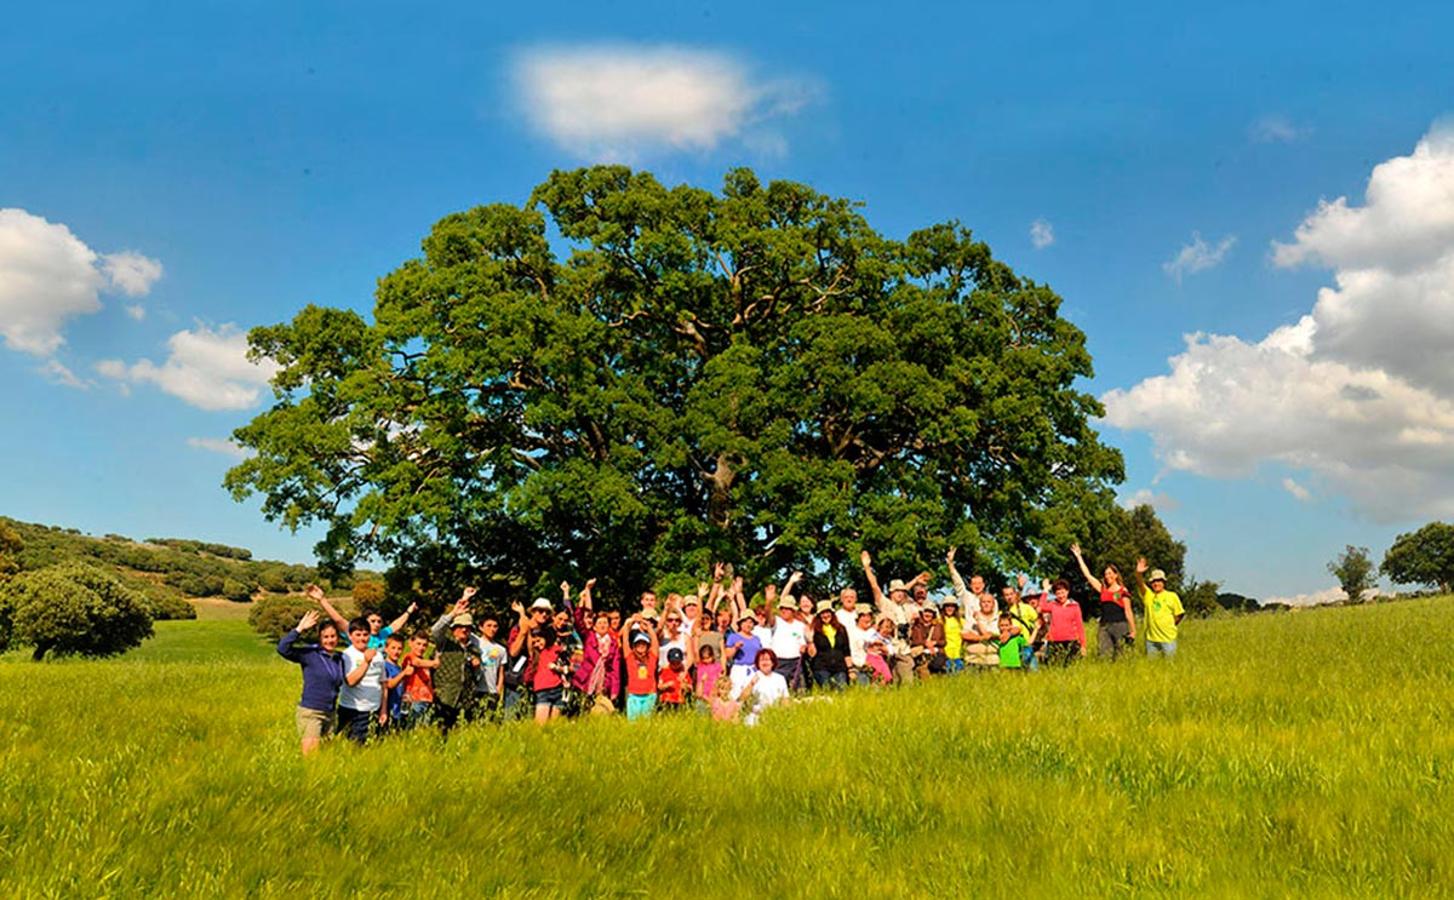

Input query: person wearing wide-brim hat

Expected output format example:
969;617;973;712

768;572;809;691
807;598;851;689
429;588;484;737
859;549;930;637
1135;558;1185;658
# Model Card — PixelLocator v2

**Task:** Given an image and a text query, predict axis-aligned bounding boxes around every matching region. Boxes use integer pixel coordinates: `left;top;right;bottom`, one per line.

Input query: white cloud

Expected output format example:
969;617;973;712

97;324;278;411
124;304;146;321
187;436;251;460
1118;488;1179;513
1249;115;1309;144
0;209;161;357
100;251;163;296
1281;477;1311;502
36;358;90;390
512;44;815;160
1163;232;1236;282
1029;218;1055;249
1104;124;1454;522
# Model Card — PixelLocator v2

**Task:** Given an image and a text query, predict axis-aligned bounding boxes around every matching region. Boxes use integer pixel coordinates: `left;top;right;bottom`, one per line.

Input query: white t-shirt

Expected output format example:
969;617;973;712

339;645;387;711
743;672;789;725
846;623;876;667
770;616;807;660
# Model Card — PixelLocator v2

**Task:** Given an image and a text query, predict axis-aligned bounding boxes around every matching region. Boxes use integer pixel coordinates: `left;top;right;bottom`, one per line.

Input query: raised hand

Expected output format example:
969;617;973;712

1070;542;1083;558
764;583;777;602
406;601;419;615
461;586;479;602
1017;573;1027;589
712;562;724;582
1135;557;1148;574
304;583;325;601
452;598;470;617
510;599;525;615
584;578;597;592
296;610;319;632
947;546;957;564
363;647;377;663
560;580;571;598
860;550;872;567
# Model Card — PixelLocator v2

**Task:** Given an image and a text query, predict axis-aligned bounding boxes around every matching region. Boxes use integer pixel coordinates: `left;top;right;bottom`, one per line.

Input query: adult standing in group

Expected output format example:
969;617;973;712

835;587;865;630
1070;543;1137;659
1135;558;1185;657
861;550;929;637
770;571;809;691
571;579;622;713
431;590;482;735
276;610;346;755
808;600;850;689
1039;579;1086;666
908;602;946;677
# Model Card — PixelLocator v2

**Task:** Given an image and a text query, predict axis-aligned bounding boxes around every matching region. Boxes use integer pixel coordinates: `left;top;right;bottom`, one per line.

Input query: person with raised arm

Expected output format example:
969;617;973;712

621;612;660;720
1135;557;1185;658
770;570;809;690
276;609;346;755
1070;543;1137;659
571;578;621;714
861;550;929;637
430;588;482;736
308;583;416;650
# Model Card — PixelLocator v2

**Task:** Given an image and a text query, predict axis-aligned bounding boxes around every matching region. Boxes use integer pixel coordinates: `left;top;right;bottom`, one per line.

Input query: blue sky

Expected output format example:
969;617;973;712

4;1;1454;601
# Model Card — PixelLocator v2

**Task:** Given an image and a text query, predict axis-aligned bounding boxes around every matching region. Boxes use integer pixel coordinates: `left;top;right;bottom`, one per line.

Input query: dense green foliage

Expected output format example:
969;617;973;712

227;166;1125;602
0;563;153;659
1329;544;1376;602
2;603;1453;894
1382;522;1454;593
247;594;321;641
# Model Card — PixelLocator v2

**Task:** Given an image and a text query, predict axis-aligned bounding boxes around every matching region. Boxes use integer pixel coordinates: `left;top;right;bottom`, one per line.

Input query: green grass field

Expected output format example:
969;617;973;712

2;599;1452;897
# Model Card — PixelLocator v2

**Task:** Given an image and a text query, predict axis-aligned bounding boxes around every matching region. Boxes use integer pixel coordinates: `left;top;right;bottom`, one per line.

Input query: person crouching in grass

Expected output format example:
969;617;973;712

277;610;346;755
338;616;389;743
994;615;1028;672
622;614;659;721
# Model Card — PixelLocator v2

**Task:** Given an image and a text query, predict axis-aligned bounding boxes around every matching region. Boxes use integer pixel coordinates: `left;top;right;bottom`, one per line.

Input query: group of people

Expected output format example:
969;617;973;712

276;544;1186;753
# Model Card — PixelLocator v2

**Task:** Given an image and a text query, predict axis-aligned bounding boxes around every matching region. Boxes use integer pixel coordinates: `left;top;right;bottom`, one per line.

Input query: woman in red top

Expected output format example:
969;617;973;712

1071;543;1138;659
529;630;568;722
1039;579;1085;666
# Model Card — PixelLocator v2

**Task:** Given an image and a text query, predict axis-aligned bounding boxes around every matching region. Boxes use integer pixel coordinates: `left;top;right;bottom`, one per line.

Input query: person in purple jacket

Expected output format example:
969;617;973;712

276;610;346;755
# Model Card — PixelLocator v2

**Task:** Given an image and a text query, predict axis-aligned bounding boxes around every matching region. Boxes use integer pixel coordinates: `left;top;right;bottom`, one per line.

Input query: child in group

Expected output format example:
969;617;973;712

338;617;388;743
994;614;1028;671
658;647;691;713
709;674;740;722
398;631;437;728
694;644;723;712
381;633;408;731
621;615;659;721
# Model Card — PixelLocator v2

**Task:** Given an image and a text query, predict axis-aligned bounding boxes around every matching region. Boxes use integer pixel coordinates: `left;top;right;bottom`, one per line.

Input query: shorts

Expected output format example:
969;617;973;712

295;706;334;741
626;692;657;721
534;686;566;710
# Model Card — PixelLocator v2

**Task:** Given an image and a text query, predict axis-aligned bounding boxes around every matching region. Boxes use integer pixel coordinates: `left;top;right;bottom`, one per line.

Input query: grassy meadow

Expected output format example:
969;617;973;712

2;598;1452;897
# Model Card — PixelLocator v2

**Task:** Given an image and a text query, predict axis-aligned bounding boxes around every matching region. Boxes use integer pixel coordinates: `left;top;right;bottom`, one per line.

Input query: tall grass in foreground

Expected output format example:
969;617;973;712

1;600;1452;897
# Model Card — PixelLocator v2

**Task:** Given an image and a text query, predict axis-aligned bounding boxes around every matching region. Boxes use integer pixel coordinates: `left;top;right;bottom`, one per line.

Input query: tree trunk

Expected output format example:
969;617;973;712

705;454;735;530
31;643;48;662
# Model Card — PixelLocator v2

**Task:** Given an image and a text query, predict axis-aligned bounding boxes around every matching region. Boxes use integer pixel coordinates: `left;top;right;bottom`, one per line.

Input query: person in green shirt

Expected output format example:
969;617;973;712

1134;558;1185;658
993;615;1028;670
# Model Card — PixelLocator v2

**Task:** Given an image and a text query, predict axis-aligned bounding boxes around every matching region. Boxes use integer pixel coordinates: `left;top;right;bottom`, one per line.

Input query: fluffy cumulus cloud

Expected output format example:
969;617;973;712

1163;232;1236;282
0;209;160;355
1104;124;1454;521
512;44;815;160
1029;218;1055;249
1281;477;1312;502
97;324;278;411
1118;488;1179;513
186;436;251;460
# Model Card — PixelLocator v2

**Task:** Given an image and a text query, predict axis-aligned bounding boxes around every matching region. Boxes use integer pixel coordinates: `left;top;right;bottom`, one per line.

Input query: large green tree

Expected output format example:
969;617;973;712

227;167;1123;601
1381;523;1454;594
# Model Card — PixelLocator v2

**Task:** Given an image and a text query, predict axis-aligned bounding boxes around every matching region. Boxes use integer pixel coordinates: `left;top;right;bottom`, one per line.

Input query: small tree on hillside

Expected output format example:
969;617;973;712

0;521;21;579
1381;523;1454;594
0;563;154;660
1328;545;1375;603
1180;577;1222;618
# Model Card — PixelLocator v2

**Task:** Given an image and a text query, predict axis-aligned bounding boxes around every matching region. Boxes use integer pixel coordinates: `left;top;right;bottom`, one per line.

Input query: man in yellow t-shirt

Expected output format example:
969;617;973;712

1134;558;1184;658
